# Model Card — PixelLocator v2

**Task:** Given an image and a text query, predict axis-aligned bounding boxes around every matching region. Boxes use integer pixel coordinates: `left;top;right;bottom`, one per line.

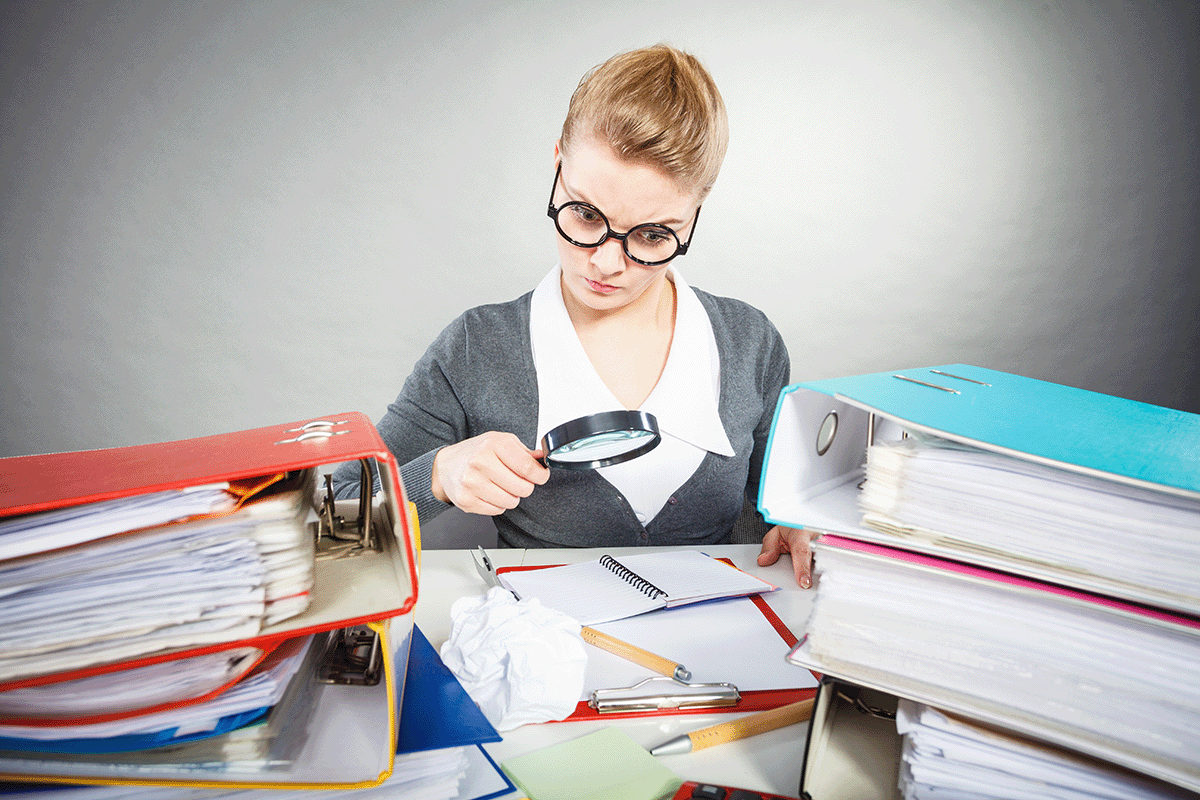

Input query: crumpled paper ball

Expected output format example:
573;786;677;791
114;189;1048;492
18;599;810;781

439;586;587;731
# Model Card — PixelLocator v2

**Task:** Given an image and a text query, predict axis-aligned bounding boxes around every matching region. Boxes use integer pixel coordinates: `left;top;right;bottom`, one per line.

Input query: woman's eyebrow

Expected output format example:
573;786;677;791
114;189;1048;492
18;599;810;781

560;173;592;207
561;176;688;229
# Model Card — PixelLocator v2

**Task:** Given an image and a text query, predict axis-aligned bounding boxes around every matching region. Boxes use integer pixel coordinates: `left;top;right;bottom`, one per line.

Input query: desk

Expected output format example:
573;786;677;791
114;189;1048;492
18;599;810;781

415;544;814;799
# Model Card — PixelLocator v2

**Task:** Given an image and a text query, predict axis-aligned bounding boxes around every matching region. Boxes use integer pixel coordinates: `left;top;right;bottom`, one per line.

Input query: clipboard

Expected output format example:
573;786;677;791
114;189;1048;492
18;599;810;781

0;413;421;789
496;561;819;720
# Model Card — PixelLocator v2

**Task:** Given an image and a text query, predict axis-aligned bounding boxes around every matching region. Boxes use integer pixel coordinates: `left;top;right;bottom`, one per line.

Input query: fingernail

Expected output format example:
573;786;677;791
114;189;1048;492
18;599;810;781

800;576;811;589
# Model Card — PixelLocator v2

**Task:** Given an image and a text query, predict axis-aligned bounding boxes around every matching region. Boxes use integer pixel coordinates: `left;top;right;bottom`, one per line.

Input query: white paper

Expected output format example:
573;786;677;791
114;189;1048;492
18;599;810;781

0;646;263;718
0;486;236;561
498;549;775;626
0;637;312;742
0;482;315;683
897;700;1195;800
440;587;587;731
860;437;1200;605
801;541;1200;776
584;596;818;699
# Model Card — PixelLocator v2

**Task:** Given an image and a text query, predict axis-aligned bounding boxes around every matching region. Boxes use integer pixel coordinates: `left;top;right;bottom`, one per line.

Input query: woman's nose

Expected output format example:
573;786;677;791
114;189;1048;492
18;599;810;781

591;237;626;276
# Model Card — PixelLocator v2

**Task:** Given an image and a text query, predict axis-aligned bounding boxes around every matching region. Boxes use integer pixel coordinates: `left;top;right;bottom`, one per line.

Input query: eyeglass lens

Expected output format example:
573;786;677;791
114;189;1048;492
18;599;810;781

555;203;681;265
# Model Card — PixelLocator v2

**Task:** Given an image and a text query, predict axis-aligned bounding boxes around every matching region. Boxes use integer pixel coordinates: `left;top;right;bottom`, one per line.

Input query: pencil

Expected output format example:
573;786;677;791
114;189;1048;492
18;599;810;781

580;626;691;682
648;698;815;755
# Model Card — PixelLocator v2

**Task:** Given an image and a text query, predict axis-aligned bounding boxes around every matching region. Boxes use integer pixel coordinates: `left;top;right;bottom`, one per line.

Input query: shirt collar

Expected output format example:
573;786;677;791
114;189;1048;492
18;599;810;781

530;265;734;457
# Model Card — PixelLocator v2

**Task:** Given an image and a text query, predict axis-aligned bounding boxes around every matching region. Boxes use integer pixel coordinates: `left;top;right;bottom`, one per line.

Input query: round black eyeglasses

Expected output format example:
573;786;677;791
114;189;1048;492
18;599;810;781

546;163;701;267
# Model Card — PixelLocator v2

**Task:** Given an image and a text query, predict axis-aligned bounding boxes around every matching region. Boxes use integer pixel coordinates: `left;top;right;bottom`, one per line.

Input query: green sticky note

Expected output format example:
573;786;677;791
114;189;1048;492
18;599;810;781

501;727;681;800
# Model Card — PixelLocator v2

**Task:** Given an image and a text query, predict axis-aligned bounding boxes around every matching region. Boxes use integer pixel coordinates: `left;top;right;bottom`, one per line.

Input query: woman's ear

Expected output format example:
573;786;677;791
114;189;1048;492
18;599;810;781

553;139;562;166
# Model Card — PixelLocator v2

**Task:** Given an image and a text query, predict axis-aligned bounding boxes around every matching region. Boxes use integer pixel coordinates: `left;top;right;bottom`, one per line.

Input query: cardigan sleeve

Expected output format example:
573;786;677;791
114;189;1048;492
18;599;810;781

330;315;472;524
746;322;790;510
330;294;538;526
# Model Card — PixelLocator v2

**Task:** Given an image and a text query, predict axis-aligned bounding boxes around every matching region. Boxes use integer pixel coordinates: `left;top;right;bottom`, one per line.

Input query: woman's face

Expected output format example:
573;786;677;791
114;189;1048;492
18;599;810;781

552;139;700;317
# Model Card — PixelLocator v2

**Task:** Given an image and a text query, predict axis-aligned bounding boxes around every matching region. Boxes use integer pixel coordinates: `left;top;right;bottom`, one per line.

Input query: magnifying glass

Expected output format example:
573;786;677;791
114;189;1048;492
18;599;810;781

541;410;662;470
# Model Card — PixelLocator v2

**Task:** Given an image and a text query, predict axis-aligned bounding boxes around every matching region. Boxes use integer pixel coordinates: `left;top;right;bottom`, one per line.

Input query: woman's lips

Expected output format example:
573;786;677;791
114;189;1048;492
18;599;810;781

586;278;619;294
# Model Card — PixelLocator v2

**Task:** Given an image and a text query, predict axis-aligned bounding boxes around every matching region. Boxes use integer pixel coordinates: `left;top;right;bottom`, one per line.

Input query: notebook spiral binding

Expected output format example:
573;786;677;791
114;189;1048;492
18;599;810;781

599;554;667;599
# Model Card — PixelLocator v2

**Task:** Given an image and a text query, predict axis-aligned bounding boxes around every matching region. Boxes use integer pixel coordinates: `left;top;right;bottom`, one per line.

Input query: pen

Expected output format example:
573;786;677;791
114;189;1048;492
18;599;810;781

474;546;692;681
473;546;500;588
648;697;815;755
580;626;692;682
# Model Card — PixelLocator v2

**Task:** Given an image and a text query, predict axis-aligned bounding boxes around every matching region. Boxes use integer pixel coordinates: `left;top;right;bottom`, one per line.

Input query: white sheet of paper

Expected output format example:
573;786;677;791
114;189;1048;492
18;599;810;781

582;596;817;700
0;486;236;561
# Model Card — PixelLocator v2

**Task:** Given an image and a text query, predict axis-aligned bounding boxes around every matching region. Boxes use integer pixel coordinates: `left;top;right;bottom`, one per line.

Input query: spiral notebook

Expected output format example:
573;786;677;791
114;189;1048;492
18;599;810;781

496;550;776;626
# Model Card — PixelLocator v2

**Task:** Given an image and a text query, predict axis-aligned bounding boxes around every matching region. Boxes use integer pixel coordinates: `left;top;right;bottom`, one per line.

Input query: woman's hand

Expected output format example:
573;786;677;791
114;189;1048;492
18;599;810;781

757;526;821;589
431;431;551;515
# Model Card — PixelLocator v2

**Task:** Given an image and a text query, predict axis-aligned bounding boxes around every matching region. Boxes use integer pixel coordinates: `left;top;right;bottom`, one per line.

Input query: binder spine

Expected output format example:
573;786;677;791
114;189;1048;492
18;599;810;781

598;555;667;599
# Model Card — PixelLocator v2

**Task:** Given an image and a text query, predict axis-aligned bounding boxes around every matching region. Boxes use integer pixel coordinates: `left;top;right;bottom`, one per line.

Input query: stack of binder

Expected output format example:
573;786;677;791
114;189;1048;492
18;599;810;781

0;626;515;800
758;365;1200;799
0;413;421;790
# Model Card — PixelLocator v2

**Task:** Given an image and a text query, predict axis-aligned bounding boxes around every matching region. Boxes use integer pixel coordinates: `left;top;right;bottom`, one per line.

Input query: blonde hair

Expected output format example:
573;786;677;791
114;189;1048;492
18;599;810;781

560;44;729;199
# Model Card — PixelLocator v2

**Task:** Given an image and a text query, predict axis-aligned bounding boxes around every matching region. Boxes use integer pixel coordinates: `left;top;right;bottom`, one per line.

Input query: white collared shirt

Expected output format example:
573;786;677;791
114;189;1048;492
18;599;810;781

530;265;734;525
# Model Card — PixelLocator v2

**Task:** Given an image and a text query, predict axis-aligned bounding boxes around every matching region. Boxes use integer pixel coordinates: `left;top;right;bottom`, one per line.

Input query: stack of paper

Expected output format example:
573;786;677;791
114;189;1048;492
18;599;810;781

0;634;318;765
859;435;1200;613
0;470;324;786
897;701;1196;800
0;486;237;560
0;627;514;800
0;473;315;684
791;536;1200;791
763;365;1200;796
0;646;264;722
0;412;423;791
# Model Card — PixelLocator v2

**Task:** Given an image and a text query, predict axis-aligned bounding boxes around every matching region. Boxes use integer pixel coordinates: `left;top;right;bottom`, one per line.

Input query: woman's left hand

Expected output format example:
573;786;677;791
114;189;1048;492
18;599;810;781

757;526;821;589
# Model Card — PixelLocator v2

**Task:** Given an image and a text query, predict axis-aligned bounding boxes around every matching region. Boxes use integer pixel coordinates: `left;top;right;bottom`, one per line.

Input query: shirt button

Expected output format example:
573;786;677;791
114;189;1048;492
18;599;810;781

636;512;647;523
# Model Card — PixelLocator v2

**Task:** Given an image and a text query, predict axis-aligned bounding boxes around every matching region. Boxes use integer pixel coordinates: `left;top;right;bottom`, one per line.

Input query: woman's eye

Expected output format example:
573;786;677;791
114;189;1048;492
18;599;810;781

571;206;603;225
635;227;673;245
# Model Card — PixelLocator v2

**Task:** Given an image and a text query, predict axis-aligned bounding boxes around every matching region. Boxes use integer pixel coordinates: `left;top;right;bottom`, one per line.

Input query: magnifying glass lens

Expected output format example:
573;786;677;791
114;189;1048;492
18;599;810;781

542;410;661;470
552;429;657;461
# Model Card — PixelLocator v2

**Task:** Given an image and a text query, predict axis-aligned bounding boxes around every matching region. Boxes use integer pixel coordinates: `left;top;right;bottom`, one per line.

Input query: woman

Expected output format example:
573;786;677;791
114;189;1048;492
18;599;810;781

334;44;816;587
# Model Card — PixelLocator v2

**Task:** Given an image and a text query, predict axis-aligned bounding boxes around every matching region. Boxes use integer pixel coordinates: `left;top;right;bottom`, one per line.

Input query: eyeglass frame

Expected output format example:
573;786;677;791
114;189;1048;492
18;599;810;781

546;162;701;267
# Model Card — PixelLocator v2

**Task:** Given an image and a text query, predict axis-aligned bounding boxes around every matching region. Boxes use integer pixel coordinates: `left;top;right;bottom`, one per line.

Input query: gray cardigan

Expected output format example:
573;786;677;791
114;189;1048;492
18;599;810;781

333;286;789;548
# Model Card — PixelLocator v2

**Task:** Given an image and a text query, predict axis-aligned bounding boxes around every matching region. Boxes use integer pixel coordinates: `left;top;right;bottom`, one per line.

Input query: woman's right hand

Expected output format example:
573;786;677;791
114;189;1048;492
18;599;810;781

430;431;551;515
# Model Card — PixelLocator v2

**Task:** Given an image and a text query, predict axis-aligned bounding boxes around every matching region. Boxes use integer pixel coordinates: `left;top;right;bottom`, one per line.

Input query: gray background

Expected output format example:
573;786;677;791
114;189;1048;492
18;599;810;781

3;0;1198;459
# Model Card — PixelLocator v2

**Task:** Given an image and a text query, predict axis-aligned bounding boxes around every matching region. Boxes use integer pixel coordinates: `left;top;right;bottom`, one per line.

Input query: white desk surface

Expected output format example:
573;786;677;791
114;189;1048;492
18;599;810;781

415;544;814;799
